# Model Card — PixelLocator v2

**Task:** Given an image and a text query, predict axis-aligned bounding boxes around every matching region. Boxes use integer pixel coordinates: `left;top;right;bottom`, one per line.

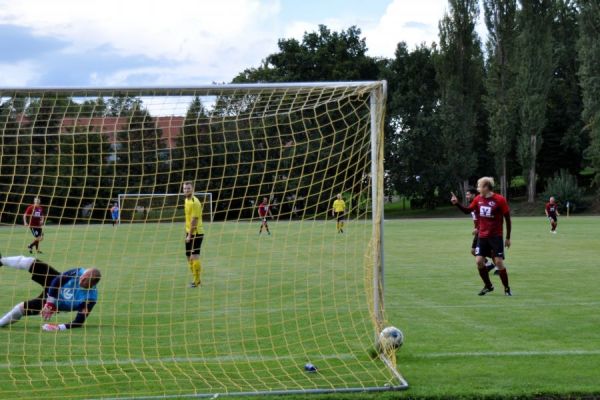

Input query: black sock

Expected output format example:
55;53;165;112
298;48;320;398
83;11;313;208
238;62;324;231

478;268;493;287
498;269;509;288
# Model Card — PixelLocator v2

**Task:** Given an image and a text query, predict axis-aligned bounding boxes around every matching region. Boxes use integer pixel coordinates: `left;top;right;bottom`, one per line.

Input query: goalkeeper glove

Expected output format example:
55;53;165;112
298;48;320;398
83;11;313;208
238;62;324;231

42;323;66;332
41;302;57;321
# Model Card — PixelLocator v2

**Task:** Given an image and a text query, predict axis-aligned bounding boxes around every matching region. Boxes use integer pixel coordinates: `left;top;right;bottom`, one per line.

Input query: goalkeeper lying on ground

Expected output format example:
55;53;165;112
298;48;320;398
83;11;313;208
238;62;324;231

0;253;101;331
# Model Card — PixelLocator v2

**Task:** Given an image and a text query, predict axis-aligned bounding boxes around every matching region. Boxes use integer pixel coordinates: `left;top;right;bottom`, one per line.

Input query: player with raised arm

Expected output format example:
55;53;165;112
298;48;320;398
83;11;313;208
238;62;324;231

451;177;512;296
0;253;101;331
23;197;44;254
332;194;346;234
258;197;273;235
545;196;560;234
110;202;120;226
183;181;204;288
465;188;496;274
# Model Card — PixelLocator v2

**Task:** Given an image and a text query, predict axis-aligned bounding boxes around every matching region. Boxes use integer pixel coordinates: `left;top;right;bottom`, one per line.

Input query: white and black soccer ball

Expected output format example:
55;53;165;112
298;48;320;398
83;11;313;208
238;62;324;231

377;326;404;352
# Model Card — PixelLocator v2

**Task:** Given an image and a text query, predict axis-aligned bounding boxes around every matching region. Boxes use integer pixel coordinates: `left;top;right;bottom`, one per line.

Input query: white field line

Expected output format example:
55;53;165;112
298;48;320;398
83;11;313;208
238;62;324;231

3;348;600;370
418;349;600;358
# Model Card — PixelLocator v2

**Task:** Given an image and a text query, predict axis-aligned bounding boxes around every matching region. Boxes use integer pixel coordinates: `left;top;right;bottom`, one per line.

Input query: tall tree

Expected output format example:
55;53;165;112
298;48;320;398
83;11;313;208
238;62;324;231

538;0;584;182
483;0;518;197
233;25;380;83
437;0;485;196
515;0;555;202
384;42;447;208
578;0;600;188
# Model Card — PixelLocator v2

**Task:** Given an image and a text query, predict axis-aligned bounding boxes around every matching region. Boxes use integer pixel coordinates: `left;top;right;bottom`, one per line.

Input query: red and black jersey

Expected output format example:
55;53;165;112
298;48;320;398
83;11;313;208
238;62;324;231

258;203;269;217
24;205;44;227
467;193;510;238
545;202;558;217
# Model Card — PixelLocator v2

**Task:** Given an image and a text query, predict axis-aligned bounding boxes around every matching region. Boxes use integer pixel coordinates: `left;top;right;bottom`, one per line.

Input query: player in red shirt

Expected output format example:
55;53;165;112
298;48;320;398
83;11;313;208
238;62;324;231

545;196;560;234
23;197;45;254
452;177;512;296
465;188;497;274
257;197;273;235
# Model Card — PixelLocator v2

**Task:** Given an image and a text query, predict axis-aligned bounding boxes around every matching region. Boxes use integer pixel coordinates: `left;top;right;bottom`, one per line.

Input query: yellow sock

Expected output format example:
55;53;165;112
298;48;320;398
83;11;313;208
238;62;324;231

336;222;340;232
192;259;202;286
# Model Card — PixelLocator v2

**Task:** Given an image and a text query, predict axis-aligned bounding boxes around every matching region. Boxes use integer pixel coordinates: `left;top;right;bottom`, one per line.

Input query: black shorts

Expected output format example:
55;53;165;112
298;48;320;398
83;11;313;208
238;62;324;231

30;227;43;238
335;212;345;222
549;215;557;222
260;216;268;223
24;260;61;314
185;234;204;257
475;236;505;259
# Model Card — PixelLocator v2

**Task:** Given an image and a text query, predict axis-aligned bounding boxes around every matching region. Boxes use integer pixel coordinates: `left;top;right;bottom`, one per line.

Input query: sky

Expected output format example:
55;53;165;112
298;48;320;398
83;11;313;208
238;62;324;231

0;0;485;88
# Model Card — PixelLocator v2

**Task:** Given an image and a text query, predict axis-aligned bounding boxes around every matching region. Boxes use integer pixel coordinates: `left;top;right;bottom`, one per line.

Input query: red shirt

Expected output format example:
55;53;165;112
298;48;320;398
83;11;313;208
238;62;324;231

467;193;509;238
258;203;269;217
25;205;44;227
545;202;558;216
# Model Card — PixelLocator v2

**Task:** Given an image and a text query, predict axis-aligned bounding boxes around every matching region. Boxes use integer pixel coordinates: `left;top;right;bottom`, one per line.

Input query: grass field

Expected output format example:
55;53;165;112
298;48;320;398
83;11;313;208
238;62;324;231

1;216;599;399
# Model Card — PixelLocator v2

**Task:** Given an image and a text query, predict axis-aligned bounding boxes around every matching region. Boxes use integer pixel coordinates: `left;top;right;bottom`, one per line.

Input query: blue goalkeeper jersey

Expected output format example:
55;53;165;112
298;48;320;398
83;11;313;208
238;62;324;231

48;268;99;312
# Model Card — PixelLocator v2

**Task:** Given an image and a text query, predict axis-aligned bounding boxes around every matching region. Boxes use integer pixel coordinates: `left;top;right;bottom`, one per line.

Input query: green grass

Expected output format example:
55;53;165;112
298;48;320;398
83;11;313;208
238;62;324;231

1;216;600;399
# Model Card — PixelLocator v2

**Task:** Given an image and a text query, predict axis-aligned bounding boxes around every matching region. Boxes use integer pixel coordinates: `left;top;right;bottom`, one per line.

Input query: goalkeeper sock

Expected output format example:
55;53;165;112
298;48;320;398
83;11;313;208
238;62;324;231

192;259;202;286
0;304;23;327
1;256;35;270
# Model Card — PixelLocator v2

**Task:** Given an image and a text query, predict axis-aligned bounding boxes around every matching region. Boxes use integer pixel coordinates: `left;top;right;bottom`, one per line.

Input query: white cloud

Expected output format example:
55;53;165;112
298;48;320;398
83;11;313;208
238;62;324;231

365;0;449;57
0;61;40;85
0;0;283;84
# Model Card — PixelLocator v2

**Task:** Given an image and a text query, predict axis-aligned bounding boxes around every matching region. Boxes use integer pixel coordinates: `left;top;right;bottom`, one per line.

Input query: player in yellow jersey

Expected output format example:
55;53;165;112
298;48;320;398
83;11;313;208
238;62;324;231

332;194;346;234
183;181;204;288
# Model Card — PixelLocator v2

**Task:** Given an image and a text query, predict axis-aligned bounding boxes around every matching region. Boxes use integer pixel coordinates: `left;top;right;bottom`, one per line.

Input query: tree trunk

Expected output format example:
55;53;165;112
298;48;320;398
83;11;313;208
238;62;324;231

528;134;537;203
500;157;507;199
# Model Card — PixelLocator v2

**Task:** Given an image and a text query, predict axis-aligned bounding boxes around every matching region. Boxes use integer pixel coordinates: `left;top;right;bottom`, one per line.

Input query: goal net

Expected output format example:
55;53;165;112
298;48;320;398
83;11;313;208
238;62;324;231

0;82;406;399
117;192;214;223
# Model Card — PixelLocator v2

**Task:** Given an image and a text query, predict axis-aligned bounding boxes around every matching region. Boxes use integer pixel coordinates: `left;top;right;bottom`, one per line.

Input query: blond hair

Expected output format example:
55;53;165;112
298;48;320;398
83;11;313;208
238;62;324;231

477;177;495;191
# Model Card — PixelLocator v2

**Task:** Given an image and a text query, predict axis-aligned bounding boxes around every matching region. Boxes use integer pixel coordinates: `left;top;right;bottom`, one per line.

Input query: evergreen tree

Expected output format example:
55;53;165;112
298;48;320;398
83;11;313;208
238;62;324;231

538;0;584;182
483;0;518;197
515;0;555;202
437;0;485;196
577;0;600;188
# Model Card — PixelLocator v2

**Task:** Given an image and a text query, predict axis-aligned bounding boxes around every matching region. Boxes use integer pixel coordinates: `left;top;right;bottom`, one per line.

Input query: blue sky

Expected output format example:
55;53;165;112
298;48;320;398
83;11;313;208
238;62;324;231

0;0;473;87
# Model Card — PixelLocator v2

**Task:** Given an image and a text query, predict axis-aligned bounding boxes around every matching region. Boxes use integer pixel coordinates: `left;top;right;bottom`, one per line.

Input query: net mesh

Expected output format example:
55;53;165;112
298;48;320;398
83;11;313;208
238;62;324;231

0;83;402;399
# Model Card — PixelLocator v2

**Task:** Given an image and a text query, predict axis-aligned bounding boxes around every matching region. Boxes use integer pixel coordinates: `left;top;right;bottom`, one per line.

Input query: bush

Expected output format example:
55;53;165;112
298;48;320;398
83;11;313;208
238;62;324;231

543;169;583;210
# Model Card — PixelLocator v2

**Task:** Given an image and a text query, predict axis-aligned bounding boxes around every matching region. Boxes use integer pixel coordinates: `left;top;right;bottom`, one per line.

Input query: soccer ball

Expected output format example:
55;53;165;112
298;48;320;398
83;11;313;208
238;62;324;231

377;326;404;352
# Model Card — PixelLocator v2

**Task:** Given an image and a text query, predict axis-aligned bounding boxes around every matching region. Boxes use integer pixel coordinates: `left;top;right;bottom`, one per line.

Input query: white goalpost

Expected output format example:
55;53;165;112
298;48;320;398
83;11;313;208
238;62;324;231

0;82;407;399
117;192;214;224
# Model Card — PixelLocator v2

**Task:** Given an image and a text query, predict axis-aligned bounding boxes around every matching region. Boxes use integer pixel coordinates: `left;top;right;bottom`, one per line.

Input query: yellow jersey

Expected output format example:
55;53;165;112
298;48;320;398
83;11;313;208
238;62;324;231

333;199;346;213
185;196;204;235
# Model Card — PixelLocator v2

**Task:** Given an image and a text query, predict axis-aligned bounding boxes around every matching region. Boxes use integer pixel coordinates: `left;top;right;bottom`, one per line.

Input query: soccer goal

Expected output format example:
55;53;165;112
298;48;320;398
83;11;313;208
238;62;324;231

0;82;407;399
117;192;214;223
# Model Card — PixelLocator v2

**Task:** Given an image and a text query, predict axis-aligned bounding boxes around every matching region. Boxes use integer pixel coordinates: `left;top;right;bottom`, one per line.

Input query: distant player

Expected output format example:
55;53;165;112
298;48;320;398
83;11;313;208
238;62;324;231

0;253;101;331
545;196;560;234
332;194;346;234
451;177;512;296
183;181;204;288
110;202;120;226
465;188;496;274
258;197;273;235
23;197;44;254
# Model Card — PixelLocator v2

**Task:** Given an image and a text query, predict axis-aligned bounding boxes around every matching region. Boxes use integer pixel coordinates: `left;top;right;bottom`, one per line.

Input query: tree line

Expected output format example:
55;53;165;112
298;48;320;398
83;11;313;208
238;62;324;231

235;0;600;209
